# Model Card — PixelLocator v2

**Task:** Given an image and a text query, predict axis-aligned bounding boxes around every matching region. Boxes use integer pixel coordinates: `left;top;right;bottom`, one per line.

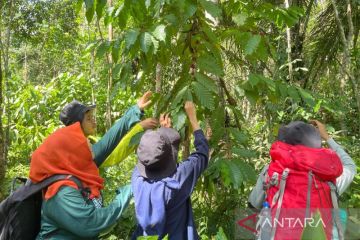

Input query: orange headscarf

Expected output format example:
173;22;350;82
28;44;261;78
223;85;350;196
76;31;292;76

29;122;104;200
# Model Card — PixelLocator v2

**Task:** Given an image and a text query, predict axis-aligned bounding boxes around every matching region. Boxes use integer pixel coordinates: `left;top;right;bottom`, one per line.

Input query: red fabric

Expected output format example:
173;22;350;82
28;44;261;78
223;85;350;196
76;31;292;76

266;141;343;240
29;122;104;200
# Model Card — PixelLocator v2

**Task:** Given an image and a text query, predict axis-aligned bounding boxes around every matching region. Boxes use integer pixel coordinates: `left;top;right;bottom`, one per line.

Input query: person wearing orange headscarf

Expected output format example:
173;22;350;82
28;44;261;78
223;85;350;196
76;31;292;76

31;92;158;240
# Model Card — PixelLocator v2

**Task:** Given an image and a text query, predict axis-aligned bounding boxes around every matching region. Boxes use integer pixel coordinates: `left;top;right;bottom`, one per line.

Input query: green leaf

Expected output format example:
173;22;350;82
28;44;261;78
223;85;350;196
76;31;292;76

235;160;256;183
173;110;187;130
125;29;140;49
301;211;327;240
288;86;301;102
172;86;189;107
197;55;224;77
299;88;315;107
199;0;222;19
96;41;109;59
115;3;129;29
96;0;107;19
245;35;261;55
104;6;115;26
183;0;197;20
227;161;243;188
192;82;214;110
84;0;95;23
277;83;288;98
140;32;153;53
152;24;166;42
232;12;248;26
215;227;228;240
194;72;218;93
232;148;257;159
151;36;159;52
248;74;260;87
229;128;248;144
112;39;122;63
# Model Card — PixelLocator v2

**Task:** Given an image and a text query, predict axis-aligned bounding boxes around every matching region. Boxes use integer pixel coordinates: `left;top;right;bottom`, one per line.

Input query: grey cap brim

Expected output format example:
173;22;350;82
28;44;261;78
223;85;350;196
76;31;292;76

137;158;177;180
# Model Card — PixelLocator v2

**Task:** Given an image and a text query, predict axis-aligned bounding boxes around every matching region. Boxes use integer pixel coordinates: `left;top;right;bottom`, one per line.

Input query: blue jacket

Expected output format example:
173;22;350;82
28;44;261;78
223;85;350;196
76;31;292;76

131;130;209;240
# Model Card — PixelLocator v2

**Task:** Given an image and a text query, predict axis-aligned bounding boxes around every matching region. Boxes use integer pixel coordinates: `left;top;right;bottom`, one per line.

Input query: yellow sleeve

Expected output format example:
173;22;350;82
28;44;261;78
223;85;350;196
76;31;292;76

101;123;144;167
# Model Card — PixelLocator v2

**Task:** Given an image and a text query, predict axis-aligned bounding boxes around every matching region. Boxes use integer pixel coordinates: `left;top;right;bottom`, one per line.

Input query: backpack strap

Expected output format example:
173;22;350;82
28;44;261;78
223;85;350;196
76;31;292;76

10;177;27;194
270;168;290;240
12;174;83;202
328;182;344;240
305;171;313;218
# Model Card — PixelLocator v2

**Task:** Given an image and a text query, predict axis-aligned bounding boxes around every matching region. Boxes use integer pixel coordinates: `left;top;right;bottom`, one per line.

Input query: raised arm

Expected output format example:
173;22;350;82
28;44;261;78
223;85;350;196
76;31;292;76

101;118;158;167
311;120;357;195
92;91;154;166
173;102;209;198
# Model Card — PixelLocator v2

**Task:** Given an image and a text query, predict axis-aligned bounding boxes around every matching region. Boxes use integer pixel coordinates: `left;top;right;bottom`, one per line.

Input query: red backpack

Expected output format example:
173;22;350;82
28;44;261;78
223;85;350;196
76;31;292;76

262;141;343;240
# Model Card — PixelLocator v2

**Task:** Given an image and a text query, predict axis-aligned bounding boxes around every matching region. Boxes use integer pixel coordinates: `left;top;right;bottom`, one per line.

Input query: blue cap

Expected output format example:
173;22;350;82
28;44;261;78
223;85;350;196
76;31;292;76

262;202;270;208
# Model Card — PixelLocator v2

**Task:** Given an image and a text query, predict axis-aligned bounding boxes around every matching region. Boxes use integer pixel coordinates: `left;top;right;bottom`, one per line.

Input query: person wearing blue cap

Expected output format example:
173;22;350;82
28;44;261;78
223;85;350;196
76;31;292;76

131;101;210;240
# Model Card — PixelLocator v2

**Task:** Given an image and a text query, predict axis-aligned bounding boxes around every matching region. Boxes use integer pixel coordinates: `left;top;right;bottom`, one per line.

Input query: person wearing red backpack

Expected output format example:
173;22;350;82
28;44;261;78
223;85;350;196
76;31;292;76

248;120;357;240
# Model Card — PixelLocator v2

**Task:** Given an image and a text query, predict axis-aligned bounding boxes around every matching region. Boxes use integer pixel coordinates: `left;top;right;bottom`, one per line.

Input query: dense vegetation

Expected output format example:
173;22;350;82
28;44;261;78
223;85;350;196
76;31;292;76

0;0;359;239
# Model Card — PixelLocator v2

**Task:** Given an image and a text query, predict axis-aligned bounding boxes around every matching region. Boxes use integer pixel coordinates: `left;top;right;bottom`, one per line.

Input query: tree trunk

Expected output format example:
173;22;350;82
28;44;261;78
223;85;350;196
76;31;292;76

331;0;360;133
105;0;113;129
23;45;28;83
0;35;5;201
284;0;293;82
154;63;162;117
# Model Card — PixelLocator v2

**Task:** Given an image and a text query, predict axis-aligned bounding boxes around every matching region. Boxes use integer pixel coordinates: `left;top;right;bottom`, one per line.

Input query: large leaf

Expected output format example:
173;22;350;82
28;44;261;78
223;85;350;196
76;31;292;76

245;34;261;55
299;88;315;107
248;74;260;87
197;55;224;77
301;211;327;240
199;0;222;19
172;86;189;107
84;0;95;23
140;32;153;53
288;86;301;102
183;0;197;20
194;72;218;93
96;41;110;59
235;159;256;183
125;29;140;49
232;148;257;159
192;82;214;110
232;12;248;26
152;24;166;42
172;110;187;130
96;0;107;19
115;3;129;29
229;128;248;144
111;39;121;63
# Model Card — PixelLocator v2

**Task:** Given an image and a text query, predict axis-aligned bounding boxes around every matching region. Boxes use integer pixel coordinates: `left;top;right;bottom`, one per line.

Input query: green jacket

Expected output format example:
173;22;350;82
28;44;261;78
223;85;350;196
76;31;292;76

36;105;144;240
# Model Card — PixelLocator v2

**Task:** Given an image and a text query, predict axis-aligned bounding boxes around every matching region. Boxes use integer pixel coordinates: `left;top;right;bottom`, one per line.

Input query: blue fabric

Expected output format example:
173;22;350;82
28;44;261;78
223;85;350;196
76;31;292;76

131;130;209;240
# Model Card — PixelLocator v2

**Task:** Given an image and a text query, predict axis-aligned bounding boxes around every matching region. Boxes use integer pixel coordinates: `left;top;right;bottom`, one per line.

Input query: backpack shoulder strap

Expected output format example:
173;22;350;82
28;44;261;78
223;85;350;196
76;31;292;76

270;168;290;240
12;174;83;202
328;182;344;240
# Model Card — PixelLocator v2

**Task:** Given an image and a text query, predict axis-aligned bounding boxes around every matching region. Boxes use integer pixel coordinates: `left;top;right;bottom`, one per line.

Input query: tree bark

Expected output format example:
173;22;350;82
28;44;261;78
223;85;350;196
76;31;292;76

284;0;293;82
0;0;10;200
105;0;113;129
154;63;162;117
331;0;360;132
